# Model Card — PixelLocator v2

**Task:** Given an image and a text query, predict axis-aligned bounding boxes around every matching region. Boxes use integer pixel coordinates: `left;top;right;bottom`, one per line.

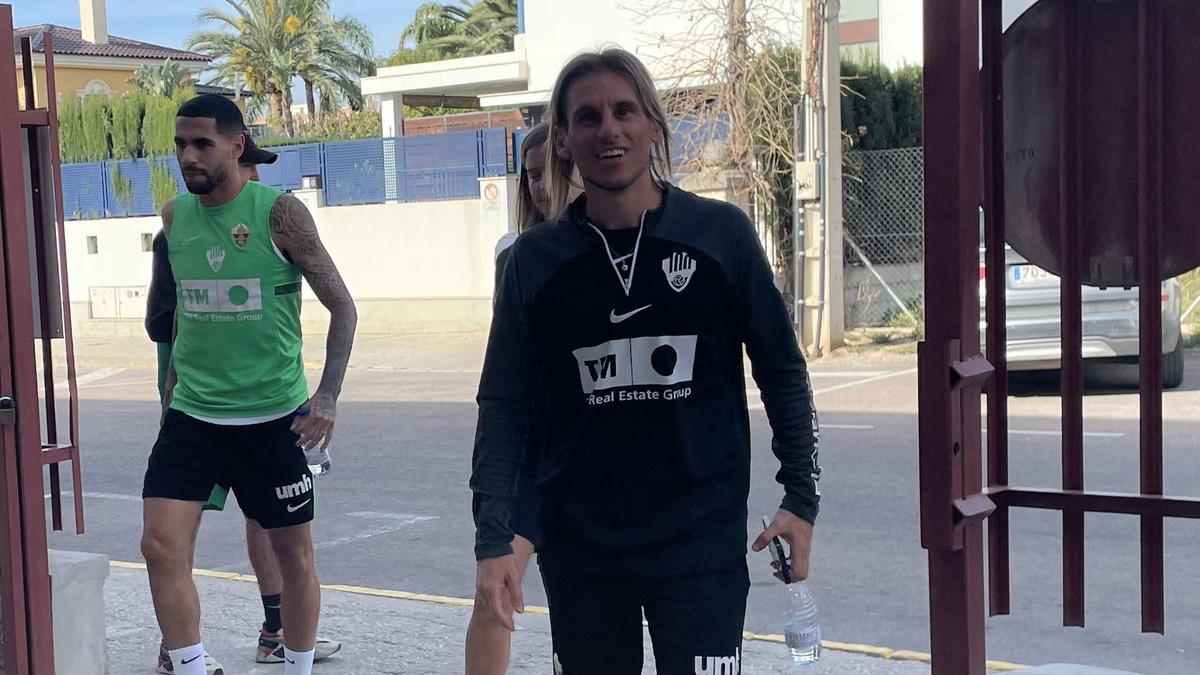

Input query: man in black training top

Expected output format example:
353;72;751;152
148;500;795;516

470;48;821;675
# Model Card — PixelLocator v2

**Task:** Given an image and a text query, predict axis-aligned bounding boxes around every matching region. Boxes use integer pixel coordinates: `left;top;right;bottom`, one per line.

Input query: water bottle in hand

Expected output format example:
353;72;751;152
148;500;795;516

295;406;332;476
784;580;821;667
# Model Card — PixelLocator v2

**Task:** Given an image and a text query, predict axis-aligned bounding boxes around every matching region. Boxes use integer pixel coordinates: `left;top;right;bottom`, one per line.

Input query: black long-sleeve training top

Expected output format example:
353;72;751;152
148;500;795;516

471;184;820;573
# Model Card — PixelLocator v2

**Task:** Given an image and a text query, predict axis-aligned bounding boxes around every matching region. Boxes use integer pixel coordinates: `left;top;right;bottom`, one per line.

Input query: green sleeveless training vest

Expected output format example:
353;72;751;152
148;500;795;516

167;180;308;418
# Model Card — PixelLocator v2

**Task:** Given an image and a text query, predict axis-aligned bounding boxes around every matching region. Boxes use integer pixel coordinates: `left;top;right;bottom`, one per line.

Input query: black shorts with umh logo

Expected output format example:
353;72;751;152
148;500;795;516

538;553;749;675
143;408;315;529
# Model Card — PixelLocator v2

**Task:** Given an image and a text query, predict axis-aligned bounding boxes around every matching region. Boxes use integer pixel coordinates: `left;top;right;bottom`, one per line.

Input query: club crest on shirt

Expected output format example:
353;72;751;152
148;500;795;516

662;252;697;293
230;223;251;248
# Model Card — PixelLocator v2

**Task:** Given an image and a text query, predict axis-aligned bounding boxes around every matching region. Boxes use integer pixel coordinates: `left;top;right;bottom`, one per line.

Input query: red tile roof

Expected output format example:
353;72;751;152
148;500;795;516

14;24;210;63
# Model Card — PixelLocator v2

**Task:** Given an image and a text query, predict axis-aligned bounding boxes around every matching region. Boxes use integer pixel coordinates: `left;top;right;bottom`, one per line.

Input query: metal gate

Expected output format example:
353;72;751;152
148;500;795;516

919;1;1200;673
0;5;85;672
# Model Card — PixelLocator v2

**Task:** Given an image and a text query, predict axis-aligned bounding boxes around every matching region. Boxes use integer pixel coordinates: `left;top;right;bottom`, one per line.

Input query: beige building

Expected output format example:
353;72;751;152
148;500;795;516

14;0;210;108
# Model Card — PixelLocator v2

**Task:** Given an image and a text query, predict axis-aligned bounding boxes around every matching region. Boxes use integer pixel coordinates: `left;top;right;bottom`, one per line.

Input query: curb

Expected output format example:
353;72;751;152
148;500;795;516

109;560;1029;671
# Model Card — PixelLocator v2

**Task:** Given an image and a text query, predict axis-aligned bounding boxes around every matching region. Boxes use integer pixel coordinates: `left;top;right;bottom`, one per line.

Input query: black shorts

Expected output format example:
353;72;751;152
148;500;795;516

538;556;749;675
143;408;314;529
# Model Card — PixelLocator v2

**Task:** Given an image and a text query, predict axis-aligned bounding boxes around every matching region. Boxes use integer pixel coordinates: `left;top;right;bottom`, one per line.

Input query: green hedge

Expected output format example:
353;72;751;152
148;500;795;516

57;88;195;162
841;60;923;150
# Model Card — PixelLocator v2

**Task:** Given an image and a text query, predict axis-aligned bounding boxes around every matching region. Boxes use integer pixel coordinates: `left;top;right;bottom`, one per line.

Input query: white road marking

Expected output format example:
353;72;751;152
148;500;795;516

45;491;141;502
77;379;157;390
314;512;437;551
988;429;1125;439
749;368;918;411
821;423;876;430
807;370;890;378
36;367;127;392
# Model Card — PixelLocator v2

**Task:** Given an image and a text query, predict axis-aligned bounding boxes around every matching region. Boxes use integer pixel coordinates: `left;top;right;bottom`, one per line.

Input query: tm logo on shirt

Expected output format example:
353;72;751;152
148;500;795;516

180;278;264;320
572;335;697;405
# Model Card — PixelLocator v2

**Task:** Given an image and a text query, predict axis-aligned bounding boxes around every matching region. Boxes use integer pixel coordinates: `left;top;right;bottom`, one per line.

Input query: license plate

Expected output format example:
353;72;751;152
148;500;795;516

1008;264;1058;288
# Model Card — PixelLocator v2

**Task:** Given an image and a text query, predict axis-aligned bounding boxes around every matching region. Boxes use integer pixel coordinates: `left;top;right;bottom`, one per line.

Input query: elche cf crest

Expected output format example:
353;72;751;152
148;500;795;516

230;223;251;248
662;252;697;293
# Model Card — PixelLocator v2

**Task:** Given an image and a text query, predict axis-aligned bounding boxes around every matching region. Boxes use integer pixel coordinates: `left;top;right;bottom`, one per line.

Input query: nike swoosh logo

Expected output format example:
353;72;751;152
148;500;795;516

287;499;312;513
181;655;202;664
287;658;296;664
610;304;651;324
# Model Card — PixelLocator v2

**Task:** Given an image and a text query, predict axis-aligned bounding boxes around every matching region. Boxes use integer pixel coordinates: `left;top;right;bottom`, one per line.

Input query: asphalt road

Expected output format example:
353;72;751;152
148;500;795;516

41;350;1200;673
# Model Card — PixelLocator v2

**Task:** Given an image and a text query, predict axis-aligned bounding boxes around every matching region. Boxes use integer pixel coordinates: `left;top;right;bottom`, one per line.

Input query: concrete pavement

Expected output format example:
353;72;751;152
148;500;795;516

104;562;994;674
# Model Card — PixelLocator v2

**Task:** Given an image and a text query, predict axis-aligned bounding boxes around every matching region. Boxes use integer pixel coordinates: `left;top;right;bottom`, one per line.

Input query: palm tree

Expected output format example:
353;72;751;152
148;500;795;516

399;2;465;49
188;0;295;133
188;0;376;135
396;0;516;61
291;1;376;121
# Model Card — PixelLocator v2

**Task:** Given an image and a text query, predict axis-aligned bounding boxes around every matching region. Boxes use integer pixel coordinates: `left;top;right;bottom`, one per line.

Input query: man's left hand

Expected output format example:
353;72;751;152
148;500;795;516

751;508;814;582
291;394;337;450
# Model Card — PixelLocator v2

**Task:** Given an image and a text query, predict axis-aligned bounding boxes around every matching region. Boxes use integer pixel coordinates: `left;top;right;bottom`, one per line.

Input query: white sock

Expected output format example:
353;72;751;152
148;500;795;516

167;643;207;675
283;646;315;675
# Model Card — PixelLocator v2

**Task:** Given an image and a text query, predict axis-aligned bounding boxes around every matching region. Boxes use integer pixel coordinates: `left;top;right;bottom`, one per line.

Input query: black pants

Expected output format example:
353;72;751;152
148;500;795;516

539;556;749;675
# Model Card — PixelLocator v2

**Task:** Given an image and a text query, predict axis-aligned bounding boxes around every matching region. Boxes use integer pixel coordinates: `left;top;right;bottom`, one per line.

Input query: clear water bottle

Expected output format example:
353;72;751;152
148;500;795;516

295;406;332;476
306;446;332;477
784;580;821;667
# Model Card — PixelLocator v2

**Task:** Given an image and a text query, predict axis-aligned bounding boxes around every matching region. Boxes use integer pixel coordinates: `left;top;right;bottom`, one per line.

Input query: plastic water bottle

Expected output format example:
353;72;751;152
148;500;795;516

784;580;821;667
295;406;332;476
306;446;332;477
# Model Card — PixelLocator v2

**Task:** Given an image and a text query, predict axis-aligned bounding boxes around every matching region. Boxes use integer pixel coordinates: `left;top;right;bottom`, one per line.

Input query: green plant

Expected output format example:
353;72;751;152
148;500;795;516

128;59;192;97
108;163;135;214
1179;268;1200;328
57;99;87;163
142;87;195;157
841;59;922;150
109;89;147;159
81;95;111;160
149;160;180;213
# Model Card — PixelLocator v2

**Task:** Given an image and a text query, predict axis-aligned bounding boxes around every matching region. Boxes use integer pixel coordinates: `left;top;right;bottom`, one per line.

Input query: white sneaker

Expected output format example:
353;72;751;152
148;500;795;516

256;628;343;663
156;645;225;675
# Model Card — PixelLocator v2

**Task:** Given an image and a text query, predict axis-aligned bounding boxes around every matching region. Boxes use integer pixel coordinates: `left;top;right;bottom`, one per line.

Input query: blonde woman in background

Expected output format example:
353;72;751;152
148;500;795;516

465;122;551;675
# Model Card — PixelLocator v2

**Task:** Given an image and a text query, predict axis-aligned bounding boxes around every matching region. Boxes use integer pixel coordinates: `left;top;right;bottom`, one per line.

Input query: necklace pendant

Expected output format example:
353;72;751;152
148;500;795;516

621;262;629;272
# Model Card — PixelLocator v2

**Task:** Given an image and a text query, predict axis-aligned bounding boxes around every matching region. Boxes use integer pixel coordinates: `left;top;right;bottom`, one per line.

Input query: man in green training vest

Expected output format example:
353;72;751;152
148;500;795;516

140;94;357;675
147;135;342;675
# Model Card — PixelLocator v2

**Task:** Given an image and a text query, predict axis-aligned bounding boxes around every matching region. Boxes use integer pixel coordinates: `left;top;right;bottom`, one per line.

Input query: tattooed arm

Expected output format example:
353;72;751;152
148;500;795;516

269;194;358;450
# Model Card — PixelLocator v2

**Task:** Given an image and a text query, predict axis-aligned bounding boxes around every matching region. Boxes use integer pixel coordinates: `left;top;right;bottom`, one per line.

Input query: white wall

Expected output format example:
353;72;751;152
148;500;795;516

64;195;507;334
878;0;922;69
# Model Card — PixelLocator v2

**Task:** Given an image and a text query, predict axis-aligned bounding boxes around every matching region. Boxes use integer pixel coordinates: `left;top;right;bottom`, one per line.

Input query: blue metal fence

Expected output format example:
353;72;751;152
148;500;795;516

512;128;531;175
257;146;304;191
60;161;106;220
322;138;388;206
59;119;734;217
479;128;508;177
394;130;479;203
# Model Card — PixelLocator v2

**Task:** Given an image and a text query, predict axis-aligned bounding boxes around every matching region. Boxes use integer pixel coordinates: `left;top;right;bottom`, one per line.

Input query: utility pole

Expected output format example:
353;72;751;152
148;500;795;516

799;0;844;356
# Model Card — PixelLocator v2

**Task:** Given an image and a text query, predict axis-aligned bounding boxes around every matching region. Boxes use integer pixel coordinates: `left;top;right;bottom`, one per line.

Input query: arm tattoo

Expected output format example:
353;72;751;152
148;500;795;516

269;194;358;402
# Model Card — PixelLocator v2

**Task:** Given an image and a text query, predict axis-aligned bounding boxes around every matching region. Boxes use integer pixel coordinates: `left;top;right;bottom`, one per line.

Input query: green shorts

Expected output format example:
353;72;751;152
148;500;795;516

157;341;229;512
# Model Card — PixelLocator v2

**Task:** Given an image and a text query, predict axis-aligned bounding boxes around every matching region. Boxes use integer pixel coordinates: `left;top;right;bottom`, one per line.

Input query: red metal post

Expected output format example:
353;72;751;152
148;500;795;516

1058;0;1086;629
0;5;57;671
980;0;1010;618
46;34;85;536
921;1;985;672
1136;0;1165;636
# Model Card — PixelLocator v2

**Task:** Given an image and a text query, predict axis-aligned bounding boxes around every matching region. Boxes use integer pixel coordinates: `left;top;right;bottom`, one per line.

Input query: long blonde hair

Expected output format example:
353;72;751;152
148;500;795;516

515;123;550;230
547;48;673;218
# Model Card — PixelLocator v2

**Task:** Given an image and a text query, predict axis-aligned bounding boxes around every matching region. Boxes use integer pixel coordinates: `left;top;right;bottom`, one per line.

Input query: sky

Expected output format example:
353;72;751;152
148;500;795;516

14;0;1044;63
12;0;422;59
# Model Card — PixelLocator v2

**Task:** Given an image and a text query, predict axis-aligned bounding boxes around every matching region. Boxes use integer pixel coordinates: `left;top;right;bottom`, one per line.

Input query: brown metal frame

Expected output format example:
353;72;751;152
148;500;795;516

0;5;85;671
920;1;1196;672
